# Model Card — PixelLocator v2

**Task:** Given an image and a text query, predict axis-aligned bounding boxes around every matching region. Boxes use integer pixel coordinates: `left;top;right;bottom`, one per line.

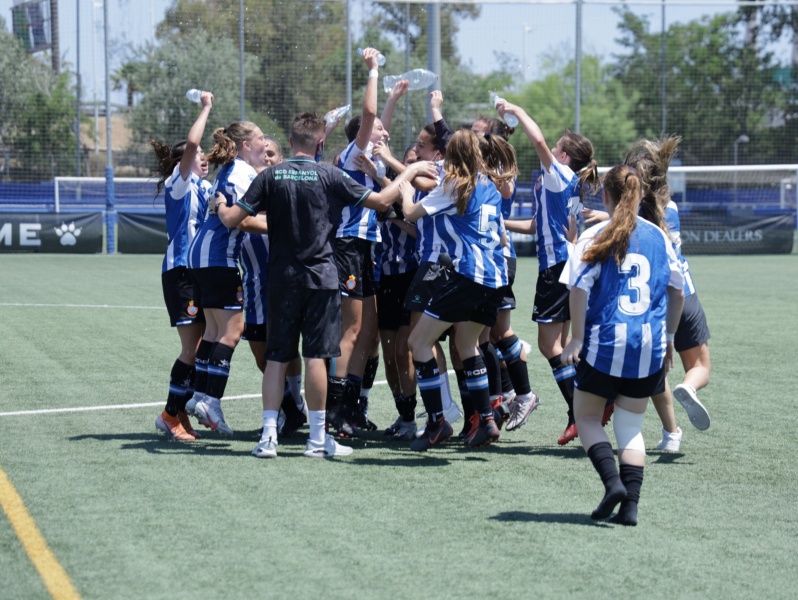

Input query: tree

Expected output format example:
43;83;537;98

613;8;786;164
507;54;639;179
0;19;77;181
366;2;480;63
156;0;348;133
125;30;275;148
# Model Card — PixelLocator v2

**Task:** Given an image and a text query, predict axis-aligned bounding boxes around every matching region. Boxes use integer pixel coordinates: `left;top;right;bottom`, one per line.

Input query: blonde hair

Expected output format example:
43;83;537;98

582;165;642;266
206;121;259;166
442;130;484;215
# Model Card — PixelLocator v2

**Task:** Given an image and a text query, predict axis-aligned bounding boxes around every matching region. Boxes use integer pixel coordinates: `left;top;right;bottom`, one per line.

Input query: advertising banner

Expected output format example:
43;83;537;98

0;212;102;253
680;209;795;255
118;213;167;254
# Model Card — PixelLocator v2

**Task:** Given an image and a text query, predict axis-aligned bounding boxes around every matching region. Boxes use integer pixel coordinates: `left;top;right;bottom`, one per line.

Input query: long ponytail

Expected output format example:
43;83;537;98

624;135;681;231
442;129;483;215
582;165;641;266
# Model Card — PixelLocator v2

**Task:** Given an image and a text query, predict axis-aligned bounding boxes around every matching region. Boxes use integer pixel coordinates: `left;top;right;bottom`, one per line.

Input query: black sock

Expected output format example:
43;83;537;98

165;359;194;416
414;358;443;417
394;393;416;421
343;374;363;417
586;442;627;520
497;335;531;395
363;355;379;390
478;342;502;398
463;355;491;417
500;364;514;395
326;376;347;417
193;339;214;397
549;354;576;424
206;343;235;400
611;465;644;526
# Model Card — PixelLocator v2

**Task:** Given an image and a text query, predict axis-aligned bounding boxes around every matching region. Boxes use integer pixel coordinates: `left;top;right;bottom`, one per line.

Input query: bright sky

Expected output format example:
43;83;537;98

0;0;776;104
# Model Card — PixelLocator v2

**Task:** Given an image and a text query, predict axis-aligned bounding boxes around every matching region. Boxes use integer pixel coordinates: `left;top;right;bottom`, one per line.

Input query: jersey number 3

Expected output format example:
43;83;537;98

618;253;651;316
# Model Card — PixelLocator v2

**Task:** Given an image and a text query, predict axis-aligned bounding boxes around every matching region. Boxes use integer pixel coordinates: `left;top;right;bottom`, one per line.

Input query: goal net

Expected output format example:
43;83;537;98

53;177;160;213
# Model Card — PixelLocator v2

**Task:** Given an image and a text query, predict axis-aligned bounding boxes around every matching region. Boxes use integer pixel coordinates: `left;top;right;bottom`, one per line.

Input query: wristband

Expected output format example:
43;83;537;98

666;332;675;343
368;69;379;79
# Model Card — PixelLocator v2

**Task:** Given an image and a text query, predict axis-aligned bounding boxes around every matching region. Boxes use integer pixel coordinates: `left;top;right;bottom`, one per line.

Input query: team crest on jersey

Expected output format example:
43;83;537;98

345;275;357;290
236;286;244;303
187;301;198;317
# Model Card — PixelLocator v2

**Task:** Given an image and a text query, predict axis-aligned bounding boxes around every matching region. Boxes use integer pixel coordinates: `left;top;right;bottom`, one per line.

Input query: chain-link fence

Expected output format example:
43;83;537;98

1;1;797;186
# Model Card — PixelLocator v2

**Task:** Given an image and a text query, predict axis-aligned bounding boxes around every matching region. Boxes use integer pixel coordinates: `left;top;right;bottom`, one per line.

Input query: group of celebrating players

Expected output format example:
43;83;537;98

150;48;713;525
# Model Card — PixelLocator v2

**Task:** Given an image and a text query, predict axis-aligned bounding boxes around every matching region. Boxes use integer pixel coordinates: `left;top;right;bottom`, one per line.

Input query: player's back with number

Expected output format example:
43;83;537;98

572;218;680;379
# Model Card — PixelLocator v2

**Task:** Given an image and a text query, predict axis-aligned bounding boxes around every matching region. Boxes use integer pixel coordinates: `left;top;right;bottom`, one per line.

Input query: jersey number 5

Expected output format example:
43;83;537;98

479;204;501;250
618;253;651;316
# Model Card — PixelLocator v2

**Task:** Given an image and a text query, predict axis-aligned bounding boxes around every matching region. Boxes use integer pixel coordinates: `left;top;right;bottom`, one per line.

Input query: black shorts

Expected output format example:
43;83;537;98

675;293;711;353
191;267;244;311
497;257;517;311
335;237;376;299
162;267;205;327
404;261;449;313
266;286;341;362
242;322;267;342
377;270;416;331
575;360;666;399
425;271;503;328
532;261;570;323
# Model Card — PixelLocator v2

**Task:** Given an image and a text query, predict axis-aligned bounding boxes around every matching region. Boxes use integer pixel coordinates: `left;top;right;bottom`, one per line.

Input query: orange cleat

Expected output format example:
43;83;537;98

177;410;201;439
155;411;196;442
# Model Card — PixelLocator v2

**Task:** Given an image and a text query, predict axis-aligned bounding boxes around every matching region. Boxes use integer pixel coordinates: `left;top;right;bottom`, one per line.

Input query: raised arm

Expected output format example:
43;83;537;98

380;79;409;133
498;101;555;172
179;92;213;180
355;48;381;151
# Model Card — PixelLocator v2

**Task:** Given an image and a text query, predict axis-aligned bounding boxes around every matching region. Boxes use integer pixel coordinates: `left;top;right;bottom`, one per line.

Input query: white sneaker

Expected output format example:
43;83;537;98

656;427;682;452
391;419;417;440
252;436;278;458
303;434;353;458
185;393;203;416
673;384;711;431
505;392;540;431
193;399;233;435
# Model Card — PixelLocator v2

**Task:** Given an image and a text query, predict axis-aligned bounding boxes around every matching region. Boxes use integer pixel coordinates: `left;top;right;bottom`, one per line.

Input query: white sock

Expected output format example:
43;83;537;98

440;373;454;409
361;387;371;400
261;409;279;442
309;410;326;445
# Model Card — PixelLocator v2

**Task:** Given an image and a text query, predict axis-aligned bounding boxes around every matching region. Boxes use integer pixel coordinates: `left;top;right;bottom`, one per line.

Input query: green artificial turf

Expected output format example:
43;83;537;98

0;254;796;599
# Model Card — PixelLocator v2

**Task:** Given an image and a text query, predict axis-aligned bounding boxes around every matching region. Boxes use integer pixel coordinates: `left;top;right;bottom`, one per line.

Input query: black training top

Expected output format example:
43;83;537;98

238;157;372;289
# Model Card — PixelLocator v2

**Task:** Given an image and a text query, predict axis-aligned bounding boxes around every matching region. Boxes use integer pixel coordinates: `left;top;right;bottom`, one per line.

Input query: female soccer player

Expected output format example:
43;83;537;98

560;164;684;526
402;129;515;451
498;100;601;446
186;120;267;435
151;91;214;442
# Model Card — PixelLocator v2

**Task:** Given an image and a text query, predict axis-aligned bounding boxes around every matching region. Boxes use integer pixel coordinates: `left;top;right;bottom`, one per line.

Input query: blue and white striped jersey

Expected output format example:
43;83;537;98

188;158;256;269
561;217;684;378
414;160;445;264
336;140;383;242
664;200;696;297
533;158;581;270
162;165;211;272
421;175;508;289
239;232;269;325
378;218;419;276
500;183;517;260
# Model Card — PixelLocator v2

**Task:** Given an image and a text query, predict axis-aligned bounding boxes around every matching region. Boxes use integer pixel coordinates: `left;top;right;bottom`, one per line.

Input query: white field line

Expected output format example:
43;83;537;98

0;303;163;310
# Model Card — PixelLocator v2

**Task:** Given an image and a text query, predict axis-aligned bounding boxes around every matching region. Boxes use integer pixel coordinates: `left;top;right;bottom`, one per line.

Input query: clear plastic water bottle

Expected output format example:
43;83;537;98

357;47;386;67
490;91;519;127
383;69;438;94
325;104;351;127
186;89;202;103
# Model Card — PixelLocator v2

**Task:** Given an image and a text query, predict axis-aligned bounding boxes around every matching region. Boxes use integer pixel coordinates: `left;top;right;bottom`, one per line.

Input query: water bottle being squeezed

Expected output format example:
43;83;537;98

186;89;204;103
357;47;386;66
489;91;519;127
325;104;351;126
383;69;438;94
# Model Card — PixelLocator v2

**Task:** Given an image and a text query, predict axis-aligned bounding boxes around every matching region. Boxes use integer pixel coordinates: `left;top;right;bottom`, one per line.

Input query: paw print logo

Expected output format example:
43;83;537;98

54;222;82;246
